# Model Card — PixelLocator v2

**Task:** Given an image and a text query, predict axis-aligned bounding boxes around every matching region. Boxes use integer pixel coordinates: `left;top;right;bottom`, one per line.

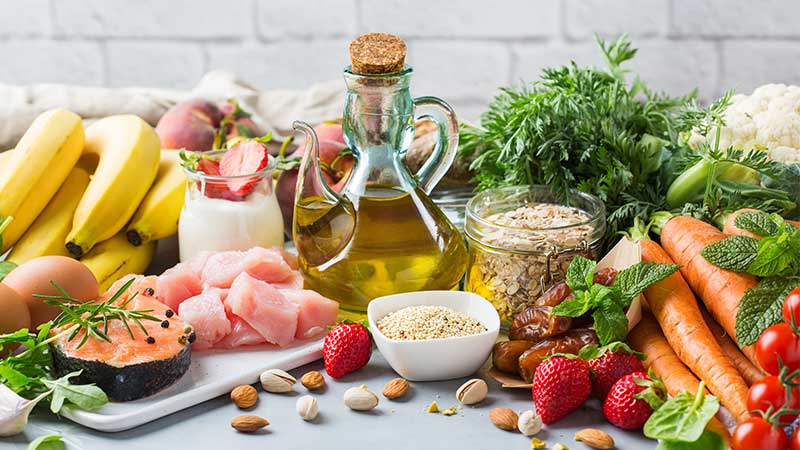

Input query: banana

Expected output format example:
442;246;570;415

0;109;84;251
7;165;91;264
126;150;186;246
66;115;161;258
80;232;156;291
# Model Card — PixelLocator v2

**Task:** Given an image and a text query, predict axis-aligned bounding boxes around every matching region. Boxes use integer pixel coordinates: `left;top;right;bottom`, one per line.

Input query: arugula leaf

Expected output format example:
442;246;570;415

735;277;800;346
700;235;759;272
592;299;629;345
748;227;800;277
644;387;719;442
655;430;726;450
41;371;108;414
616;262;680;305
565;256;596;292
26;435;64;450
734;211;782;237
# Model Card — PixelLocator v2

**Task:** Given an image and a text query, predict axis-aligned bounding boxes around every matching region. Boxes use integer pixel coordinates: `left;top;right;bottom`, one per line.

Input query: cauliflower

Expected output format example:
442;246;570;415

690;83;800;162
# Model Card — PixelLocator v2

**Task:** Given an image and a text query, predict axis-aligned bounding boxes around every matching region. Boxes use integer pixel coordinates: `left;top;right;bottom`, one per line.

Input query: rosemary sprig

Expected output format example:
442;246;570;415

37;278;161;349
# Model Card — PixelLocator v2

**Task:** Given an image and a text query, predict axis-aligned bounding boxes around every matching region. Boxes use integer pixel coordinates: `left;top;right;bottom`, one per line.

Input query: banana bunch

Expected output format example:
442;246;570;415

0;109;188;289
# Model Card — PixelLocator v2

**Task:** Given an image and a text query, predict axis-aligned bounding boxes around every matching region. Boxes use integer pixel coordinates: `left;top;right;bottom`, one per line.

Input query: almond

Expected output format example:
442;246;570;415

230;385;258;409
231;415;269;433
489;407;518;431
300;371;325;390
382;377;409;400
575;428;615;449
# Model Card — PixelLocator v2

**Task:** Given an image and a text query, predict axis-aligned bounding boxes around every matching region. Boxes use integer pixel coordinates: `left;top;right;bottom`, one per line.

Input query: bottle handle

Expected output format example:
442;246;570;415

412;96;459;194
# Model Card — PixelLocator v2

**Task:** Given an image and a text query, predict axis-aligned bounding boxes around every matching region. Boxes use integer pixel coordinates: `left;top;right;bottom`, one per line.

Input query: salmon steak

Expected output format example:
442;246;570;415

51;276;195;401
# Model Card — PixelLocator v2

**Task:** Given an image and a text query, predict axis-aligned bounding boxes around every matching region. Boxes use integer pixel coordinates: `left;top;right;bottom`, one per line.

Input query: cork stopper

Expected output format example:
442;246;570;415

349;33;406;75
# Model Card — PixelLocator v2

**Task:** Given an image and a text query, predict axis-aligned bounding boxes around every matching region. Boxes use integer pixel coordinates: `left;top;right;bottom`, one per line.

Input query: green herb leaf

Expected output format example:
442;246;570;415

615;262;680;305
632;374;667;410
735;276;800;346
0;260;16;281
565;256;596;292
592;299;629;345
655;430;726;450
578;341;645;361
734;211;782;237
644;386;720;442
748;228;800;277
41;371;108;414
700;236;759;272
26;435;64;450
551;296;591;318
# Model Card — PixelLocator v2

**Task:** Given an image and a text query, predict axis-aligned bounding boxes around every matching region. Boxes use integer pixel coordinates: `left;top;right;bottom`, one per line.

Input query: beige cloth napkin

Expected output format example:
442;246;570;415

0;70;345;150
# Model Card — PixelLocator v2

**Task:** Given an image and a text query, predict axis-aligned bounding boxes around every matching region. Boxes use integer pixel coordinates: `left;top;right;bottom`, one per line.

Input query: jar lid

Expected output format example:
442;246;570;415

349;33;407;75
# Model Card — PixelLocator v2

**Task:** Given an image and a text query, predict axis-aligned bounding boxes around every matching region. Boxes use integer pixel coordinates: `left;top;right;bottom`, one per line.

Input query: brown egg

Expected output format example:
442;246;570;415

3;256;99;327
0;283;30;334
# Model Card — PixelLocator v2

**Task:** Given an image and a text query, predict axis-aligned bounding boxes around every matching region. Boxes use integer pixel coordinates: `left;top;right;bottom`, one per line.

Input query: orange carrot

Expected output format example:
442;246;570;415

629;314;733;441
724;208;800;237
640;239;750;422
661;216;761;368
701;307;767;385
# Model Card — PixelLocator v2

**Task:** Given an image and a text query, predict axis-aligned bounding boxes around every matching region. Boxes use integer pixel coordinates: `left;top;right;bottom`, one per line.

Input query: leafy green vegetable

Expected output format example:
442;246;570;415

655;430;726;450
735;211;783;236
633;372;667;411
644;385;720;443
41;371;107;414
578;341;645;361
735;277;800;346
700;235;759;271
0;260;16;281
553;256;679;345
749;225;800;277
26;435;64;450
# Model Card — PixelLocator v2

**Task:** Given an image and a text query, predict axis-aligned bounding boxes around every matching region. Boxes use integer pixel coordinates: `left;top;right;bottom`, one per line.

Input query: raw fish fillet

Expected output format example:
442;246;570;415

226;272;298;347
178;288;231;349
157;264;203;311
280;289;339;340
216;317;267;348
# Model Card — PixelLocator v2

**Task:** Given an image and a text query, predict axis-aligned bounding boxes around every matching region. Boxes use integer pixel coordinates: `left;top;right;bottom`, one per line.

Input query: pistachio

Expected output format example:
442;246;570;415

427;401;439;413
296;395;319;421
517;410;542;436
456;378;488;405
530;437;546;449
489;407;518;431
260;369;296;393
343;386;379;411
574;428;615;449
300;371;325;390
553;444;569;450
441;406;457;416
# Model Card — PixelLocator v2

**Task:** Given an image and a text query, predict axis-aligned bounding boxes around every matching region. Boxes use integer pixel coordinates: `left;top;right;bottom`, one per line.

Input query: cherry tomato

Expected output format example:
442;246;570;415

785;288;800;326
748;376;800;424
792;426;800;450
756;323;800;376
732;416;789;450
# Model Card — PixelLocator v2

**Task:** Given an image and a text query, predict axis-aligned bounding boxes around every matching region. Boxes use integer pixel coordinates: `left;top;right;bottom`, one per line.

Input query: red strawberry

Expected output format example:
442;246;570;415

194;158;235;199
581;343;645;399
532;355;592;424
323;322;372;379
602;371;666;430
219;140;269;196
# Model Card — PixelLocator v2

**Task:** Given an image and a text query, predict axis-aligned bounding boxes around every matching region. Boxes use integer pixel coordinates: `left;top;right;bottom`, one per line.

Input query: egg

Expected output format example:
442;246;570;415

0;283;30;335
3;256;99;327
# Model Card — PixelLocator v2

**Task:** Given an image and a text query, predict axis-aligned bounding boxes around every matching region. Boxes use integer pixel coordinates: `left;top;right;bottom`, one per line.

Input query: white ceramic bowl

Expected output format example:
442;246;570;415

367;291;500;381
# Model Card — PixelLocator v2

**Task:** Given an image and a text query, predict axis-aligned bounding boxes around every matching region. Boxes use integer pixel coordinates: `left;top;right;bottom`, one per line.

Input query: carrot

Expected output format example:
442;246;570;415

640;239;750;422
701;307;767;385
629;314;732;442
723;208;800;237
661;216;761;368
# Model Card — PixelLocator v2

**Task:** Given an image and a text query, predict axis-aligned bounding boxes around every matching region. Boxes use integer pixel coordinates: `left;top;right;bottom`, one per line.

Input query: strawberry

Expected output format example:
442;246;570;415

323;322;372;379
219;140;269;196
580;342;646;400
532;355;592;424
602;371;666;430
194;158;237;200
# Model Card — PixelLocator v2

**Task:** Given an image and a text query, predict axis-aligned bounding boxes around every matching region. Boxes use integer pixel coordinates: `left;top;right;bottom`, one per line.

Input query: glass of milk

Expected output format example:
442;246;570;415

179;150;284;262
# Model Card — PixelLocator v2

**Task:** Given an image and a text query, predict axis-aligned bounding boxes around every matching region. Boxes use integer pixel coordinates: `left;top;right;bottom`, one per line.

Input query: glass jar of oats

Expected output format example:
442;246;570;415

464;186;605;323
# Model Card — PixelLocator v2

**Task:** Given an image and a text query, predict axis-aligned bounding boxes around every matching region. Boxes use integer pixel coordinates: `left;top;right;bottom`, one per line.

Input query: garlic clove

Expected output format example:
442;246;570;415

0;385;50;437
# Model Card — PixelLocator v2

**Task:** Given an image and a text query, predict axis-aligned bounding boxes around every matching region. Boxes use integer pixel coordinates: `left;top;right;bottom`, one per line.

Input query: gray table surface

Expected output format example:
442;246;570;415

9;351;656;450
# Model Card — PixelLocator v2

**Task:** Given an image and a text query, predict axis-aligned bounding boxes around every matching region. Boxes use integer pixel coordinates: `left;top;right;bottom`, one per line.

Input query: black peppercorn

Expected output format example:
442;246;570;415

146;336;156;344
188;332;197;344
143;287;154;296
161;320;170;328
165;310;174;318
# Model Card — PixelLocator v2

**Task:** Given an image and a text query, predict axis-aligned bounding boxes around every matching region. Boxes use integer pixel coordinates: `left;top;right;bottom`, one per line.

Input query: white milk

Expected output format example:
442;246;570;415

178;190;284;261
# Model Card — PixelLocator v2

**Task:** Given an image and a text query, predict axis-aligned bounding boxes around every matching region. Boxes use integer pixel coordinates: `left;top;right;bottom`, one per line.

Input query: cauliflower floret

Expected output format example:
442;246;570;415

691;83;800;162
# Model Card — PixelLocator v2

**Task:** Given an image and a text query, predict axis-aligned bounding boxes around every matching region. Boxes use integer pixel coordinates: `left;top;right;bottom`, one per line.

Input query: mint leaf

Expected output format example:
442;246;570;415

748;228;800;277
616;262;680;305
656;430;726;450
565;256;596;292
644;387;719;442
735;276;800;346
592;299;629;345
26;435;64;450
41;370;108;414
734;211;781;237
578;341;645;361
700;236;759;272
551;296;591;318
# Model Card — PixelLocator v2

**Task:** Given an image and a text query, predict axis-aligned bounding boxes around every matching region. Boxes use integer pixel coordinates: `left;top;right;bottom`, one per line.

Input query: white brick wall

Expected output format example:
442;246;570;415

1;0;800;120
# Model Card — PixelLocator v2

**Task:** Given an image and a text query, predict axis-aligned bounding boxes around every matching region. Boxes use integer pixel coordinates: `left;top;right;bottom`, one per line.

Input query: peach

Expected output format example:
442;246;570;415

156;99;223;151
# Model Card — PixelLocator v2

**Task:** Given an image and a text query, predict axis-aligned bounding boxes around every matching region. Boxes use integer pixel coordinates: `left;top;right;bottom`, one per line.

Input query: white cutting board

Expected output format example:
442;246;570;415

61;338;324;432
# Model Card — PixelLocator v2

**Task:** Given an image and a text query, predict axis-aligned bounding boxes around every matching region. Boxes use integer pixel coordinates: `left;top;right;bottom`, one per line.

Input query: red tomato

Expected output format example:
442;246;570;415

756;323;800;376
785;288;800;326
732;417;789;450
748;376;800;424
792;426;800;450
